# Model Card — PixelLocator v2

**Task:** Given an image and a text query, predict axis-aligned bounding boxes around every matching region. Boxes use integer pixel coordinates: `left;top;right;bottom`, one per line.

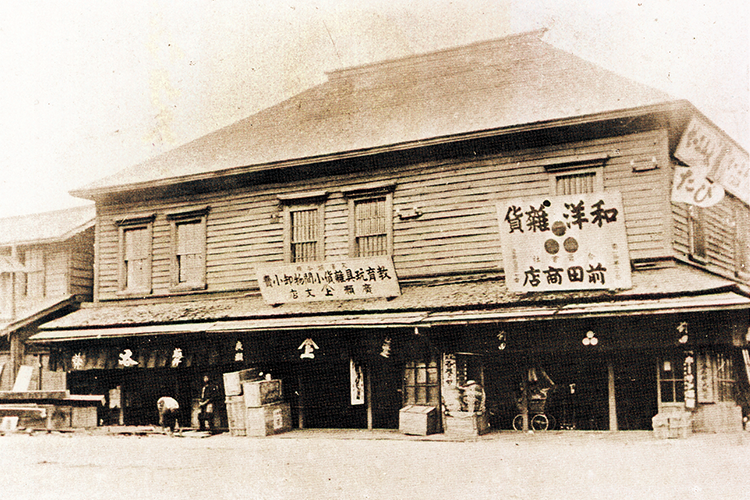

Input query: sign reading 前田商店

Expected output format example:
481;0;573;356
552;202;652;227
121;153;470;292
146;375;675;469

498;192;632;292
256;256;400;304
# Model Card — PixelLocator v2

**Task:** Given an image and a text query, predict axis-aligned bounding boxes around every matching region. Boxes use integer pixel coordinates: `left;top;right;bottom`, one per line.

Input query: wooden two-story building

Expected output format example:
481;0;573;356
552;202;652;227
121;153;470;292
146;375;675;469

31;31;750;433
0;205;95;391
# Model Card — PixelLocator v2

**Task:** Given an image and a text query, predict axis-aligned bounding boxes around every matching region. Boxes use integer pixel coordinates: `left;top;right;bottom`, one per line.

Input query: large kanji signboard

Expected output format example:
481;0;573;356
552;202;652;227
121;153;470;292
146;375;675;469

498;192;632;292
256;256;400;304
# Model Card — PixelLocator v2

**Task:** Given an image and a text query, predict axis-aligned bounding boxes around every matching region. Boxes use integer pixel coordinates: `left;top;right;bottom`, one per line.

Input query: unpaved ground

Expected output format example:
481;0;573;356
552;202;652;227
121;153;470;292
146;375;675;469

1;429;748;500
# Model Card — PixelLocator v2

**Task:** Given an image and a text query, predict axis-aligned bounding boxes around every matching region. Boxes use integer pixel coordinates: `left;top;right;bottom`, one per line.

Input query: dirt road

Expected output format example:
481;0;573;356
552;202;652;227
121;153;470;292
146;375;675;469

1;429;748;499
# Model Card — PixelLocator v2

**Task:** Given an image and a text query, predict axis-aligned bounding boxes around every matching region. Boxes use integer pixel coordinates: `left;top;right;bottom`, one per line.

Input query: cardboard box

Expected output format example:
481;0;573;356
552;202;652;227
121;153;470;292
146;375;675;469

399;405;438;435
223;368;263;397
245;401;292;436
243;379;282;408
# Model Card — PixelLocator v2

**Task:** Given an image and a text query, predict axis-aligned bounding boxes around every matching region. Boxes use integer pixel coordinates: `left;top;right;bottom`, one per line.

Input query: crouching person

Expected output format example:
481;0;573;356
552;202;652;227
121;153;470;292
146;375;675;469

157;396;181;436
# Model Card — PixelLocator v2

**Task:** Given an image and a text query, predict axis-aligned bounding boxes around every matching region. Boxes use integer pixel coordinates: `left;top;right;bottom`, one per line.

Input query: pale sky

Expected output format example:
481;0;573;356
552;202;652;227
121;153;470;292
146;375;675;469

1;0;747;217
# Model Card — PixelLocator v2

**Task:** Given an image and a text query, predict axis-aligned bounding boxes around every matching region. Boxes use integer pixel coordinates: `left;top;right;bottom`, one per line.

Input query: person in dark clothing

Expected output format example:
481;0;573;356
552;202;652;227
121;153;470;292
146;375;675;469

198;375;220;432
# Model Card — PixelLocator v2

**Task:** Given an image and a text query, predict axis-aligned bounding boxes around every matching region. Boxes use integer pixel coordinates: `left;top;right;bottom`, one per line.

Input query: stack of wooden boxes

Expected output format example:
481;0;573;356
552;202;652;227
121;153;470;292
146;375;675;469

243;378;292;436
223;369;292;437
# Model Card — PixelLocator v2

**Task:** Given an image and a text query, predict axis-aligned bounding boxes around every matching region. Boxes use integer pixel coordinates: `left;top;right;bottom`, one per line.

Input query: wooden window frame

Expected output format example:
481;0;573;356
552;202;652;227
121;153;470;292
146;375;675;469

115;214;155;296
657;355;684;407
687;205;707;264
278;191;327;263
542;153;608;195
24;247;45;298
167;207;209;292
734;205;750;279
343;183;395;258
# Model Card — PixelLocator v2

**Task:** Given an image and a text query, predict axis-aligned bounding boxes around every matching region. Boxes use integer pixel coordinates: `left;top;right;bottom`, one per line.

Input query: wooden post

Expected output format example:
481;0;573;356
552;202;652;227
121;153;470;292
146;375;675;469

297;374;305;429
366;364;373;430
608;359;618;431
521;369;529;432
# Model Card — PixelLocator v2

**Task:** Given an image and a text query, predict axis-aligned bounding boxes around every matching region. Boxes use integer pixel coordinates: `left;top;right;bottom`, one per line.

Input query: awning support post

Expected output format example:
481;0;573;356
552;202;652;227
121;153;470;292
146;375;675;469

608;359;618;431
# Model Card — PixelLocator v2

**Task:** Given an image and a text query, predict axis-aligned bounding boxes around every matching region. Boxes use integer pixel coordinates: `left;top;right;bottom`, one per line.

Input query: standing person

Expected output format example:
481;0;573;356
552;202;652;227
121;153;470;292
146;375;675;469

157;396;180;435
198;375;220;432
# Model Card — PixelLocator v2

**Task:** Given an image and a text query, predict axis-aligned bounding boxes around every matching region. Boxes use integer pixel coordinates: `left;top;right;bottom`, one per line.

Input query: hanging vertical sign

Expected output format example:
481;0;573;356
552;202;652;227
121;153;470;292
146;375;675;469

350;359;364;405
498;192;631;292
674;116;749;206
684;352;696;409
696;353;715;403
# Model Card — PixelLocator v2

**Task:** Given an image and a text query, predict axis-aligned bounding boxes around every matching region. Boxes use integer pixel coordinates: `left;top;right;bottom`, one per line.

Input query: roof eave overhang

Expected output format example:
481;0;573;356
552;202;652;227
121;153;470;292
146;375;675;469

71;100;691;202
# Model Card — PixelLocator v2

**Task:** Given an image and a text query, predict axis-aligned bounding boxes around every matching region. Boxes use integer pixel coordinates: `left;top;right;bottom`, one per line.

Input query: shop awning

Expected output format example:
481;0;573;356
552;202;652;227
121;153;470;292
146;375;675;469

29;312;429;343
424;291;750;324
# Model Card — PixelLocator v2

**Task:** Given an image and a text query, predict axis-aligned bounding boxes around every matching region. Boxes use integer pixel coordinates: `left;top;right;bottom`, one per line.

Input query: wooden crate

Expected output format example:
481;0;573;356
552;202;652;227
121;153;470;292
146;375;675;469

444;412;489;436
242;380;282;408
245;402;292;436
399;405;438;435
225;396;247;436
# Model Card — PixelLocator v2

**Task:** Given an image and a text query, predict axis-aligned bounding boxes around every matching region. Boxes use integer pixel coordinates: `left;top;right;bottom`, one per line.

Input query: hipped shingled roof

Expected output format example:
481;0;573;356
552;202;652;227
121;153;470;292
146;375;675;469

0;204;96;246
72;30;674;198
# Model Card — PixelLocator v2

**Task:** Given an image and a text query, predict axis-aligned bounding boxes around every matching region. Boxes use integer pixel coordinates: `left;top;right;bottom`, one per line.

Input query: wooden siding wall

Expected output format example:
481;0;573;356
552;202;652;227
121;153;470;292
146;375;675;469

673;191;749;279
69;227;95;297
96;130;672;300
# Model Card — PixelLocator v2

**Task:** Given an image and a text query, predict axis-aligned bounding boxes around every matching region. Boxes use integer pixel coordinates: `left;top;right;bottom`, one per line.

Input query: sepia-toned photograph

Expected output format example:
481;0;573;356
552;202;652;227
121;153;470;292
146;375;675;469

0;1;748;498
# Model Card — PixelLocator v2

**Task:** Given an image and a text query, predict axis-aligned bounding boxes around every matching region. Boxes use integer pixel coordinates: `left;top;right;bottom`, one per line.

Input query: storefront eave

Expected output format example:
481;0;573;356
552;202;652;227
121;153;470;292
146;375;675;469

29;312;430;344
424;291;750;325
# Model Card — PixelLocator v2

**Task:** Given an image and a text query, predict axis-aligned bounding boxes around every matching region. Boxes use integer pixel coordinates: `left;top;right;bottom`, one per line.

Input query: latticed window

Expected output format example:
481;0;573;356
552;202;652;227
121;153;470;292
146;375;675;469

354;197;388;257
688;205;707;262
117;214;154;294
176;221;204;284
25;248;45;298
555;171;597;195
403;358;440;406
659;357;684;404
124;227;150;291
716;352;735;402
168;207;208;290
280;192;326;264
290;207;319;262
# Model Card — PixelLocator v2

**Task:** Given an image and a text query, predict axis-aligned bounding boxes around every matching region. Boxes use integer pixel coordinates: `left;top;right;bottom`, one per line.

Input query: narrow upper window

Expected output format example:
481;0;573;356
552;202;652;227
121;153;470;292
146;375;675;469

344;183;394;258
24;248;45;298
116;214;155;295
734;205;750;277
167;207;209;291
687;205;707;263
279;192;327;263
543;153;607;195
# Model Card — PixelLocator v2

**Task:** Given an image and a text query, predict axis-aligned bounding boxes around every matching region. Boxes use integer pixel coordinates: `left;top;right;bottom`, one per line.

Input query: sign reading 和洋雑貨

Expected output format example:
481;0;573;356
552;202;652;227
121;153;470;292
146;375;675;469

256;256;400;304
498;192;632;293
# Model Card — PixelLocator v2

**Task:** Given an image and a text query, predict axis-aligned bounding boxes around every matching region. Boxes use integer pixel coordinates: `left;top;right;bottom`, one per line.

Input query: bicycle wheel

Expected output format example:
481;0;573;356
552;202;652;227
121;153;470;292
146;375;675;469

531;414;549;431
546;414;556;430
512;414;524;431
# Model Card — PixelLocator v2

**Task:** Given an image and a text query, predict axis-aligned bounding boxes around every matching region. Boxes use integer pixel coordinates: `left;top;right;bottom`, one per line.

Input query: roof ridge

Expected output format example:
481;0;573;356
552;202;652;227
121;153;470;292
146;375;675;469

325;29;548;80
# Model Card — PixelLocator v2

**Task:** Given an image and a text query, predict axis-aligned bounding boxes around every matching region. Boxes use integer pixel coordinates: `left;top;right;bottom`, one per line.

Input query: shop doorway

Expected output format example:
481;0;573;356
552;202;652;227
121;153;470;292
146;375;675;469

614;352;658;430
294;359;366;429
537;354;609;430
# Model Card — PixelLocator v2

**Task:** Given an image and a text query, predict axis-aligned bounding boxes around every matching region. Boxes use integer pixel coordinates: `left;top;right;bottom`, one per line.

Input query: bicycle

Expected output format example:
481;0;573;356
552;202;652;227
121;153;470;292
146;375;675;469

512;396;556;431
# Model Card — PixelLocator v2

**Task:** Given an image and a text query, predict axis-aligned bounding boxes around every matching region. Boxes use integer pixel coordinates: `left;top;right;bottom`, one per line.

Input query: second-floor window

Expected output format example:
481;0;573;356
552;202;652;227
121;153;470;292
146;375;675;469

544;153;607;195
279;192;327;263
687;205;707;263
345;183;394;258
168;208;209;290
735;206;750;277
116;215;154;294
24;248;45;298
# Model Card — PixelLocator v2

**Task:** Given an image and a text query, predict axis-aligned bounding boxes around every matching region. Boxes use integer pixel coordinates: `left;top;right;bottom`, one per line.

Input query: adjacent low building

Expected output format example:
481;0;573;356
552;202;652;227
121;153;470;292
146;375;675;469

31;31;750;434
